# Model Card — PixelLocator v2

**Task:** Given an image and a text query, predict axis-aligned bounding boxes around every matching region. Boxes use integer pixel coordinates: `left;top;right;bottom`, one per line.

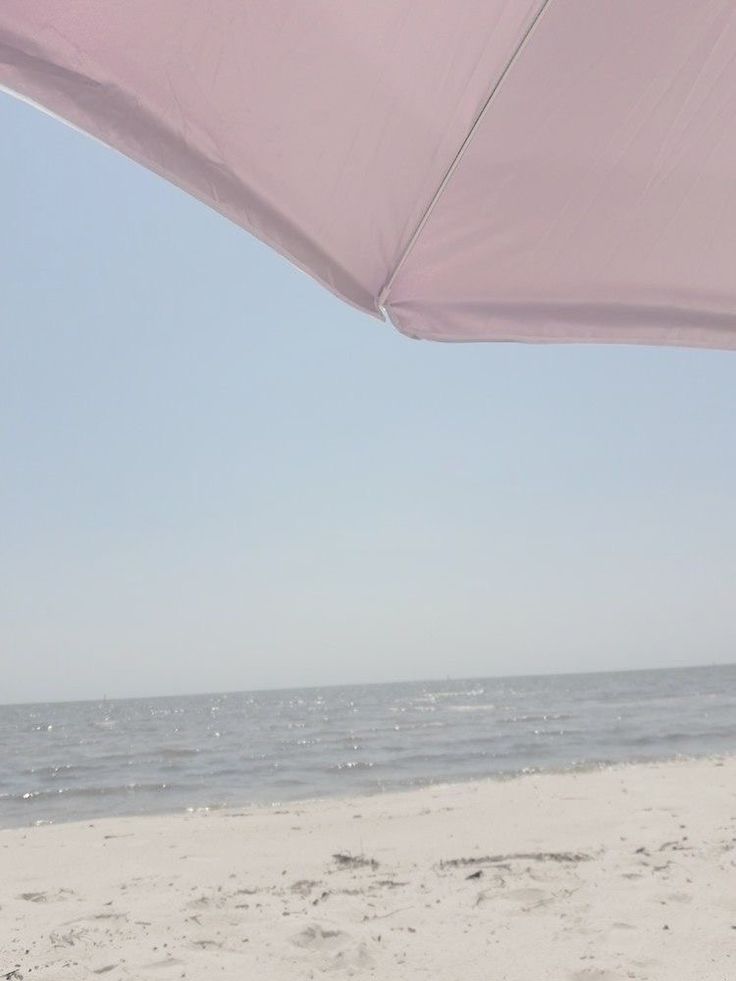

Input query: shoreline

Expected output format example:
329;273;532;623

5;749;734;833
3;755;736;979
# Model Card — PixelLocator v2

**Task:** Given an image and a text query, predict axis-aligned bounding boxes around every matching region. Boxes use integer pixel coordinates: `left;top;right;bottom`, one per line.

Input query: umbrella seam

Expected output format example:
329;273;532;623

377;0;557;312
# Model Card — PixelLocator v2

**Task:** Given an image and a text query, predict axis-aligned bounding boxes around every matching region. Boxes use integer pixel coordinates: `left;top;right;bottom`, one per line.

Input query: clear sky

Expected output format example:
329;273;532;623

1;91;734;705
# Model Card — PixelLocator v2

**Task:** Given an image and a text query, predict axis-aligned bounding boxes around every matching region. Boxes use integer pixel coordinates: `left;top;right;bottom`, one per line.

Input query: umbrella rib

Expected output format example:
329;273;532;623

377;0;556;312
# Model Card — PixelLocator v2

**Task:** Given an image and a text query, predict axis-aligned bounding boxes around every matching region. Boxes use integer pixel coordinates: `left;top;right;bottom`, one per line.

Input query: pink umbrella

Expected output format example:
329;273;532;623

2;1;735;349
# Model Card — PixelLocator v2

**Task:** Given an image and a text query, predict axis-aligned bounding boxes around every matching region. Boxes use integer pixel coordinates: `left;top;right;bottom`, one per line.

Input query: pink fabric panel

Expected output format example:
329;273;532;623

0;0;543;317
387;0;736;348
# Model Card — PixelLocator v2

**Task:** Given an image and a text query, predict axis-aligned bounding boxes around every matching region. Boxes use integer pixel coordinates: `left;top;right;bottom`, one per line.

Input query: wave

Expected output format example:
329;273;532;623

446;704;497;713
328;761;376;772
157;747;201;758
5;782;186;803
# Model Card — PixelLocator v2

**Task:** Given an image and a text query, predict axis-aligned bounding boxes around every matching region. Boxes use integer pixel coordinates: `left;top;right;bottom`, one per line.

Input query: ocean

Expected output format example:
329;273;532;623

1;663;735;829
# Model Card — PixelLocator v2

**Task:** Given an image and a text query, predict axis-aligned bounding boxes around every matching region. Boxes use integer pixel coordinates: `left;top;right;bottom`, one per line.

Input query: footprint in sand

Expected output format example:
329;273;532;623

292;925;349;951
499;887;553;910
17;889;74;903
292;925;375;970
331;943;374;971
665;892;692;904
50;927;88;948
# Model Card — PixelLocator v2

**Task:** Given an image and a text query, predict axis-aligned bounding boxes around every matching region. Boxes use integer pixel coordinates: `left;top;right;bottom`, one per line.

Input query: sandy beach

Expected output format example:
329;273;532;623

2;756;735;980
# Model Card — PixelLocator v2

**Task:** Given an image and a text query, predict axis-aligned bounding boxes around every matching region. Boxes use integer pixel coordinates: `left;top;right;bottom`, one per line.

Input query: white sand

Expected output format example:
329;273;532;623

2;756;735;980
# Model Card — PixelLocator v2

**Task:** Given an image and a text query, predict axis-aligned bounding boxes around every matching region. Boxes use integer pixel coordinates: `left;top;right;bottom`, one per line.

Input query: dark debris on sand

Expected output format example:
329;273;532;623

332;853;379;871
441;851;592;869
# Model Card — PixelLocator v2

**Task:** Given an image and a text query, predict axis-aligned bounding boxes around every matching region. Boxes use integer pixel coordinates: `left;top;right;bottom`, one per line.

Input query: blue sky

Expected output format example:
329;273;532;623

1;91;734;704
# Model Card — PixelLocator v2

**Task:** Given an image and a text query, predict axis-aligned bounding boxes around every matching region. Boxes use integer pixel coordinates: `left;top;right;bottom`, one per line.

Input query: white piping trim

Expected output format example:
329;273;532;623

0;82;107;144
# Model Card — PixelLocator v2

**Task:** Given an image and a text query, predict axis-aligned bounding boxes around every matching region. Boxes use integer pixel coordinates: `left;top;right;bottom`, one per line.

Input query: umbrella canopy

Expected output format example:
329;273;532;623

2;1;735;349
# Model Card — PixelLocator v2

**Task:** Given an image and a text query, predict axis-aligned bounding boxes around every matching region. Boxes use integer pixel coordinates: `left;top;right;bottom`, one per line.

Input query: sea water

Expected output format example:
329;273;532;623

1;663;735;828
